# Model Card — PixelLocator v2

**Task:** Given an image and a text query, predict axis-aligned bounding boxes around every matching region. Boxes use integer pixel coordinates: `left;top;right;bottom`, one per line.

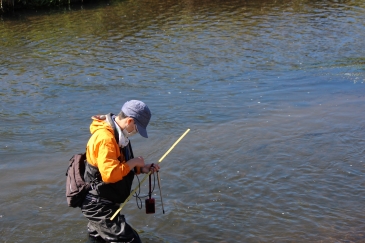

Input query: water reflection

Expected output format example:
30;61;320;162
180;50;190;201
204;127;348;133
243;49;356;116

1;0;365;242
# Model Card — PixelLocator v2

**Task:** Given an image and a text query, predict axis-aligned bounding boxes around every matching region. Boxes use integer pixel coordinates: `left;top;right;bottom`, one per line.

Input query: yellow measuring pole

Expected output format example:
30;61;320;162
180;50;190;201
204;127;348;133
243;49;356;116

110;128;190;220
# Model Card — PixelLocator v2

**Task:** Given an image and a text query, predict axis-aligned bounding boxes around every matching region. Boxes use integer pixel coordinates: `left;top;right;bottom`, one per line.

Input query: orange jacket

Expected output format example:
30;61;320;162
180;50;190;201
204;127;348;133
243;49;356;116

86;116;131;183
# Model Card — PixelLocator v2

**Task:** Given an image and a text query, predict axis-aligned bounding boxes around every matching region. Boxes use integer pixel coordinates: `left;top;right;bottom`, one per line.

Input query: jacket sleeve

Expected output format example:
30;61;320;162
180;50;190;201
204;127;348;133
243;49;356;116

94;136;131;183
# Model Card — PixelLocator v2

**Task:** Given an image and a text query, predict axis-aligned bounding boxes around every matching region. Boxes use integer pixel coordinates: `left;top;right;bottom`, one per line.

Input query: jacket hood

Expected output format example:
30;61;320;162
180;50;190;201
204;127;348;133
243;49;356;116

90;115;113;134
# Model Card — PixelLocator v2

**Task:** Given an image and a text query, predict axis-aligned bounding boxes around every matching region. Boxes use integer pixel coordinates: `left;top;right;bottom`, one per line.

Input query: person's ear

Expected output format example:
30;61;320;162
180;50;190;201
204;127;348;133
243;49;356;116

127;117;134;125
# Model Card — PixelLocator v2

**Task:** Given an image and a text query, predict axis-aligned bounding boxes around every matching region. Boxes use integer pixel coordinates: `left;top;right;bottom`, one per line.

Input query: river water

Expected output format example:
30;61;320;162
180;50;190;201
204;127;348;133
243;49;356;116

1;0;365;242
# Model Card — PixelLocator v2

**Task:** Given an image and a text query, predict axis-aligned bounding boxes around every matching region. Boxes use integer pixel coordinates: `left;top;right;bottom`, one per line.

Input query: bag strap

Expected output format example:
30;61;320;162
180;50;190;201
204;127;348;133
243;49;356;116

128;142;134;159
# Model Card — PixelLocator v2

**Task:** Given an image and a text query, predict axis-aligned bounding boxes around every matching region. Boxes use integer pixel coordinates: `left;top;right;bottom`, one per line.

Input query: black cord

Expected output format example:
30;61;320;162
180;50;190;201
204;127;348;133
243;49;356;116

133;172;156;210
133;174;143;209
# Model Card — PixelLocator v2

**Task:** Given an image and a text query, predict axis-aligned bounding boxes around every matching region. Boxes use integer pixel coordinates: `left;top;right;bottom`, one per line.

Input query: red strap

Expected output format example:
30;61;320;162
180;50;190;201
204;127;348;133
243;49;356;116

148;173;152;199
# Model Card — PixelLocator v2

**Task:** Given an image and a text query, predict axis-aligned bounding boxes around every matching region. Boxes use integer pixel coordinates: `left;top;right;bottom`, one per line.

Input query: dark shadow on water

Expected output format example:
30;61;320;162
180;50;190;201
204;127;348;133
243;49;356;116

2;0;361;20
0;0;121;20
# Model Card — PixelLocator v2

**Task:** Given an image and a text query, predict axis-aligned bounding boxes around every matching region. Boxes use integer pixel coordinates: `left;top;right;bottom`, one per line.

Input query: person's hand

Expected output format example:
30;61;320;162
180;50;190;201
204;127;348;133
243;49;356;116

141;163;160;174
127;156;145;169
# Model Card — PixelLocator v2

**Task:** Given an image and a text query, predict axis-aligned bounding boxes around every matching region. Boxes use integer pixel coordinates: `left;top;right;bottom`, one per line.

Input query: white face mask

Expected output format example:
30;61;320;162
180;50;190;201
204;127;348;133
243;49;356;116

122;124;138;138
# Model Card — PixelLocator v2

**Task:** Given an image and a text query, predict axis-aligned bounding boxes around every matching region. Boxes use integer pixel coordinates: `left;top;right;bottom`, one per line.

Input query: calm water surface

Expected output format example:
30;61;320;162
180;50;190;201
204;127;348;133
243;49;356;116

1;0;365;242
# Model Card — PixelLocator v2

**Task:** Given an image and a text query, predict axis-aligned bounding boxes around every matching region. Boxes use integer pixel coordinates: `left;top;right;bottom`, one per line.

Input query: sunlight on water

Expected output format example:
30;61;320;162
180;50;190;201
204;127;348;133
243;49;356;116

1;0;365;242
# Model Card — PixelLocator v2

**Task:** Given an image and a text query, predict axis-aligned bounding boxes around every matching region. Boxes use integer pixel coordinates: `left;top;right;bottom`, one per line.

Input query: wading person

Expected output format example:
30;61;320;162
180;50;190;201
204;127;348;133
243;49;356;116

82;100;159;243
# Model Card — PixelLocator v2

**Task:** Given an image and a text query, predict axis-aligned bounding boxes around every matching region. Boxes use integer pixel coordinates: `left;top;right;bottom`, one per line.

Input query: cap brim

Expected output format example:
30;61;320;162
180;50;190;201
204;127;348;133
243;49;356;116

135;122;148;138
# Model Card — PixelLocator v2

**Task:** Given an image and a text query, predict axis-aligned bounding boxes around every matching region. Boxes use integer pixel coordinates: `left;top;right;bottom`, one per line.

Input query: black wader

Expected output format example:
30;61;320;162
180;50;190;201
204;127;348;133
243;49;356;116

82;117;141;243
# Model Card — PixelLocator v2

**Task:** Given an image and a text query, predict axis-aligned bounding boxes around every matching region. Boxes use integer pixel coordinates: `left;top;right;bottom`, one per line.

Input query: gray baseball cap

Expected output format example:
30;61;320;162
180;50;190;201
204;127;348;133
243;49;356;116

121;100;151;138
